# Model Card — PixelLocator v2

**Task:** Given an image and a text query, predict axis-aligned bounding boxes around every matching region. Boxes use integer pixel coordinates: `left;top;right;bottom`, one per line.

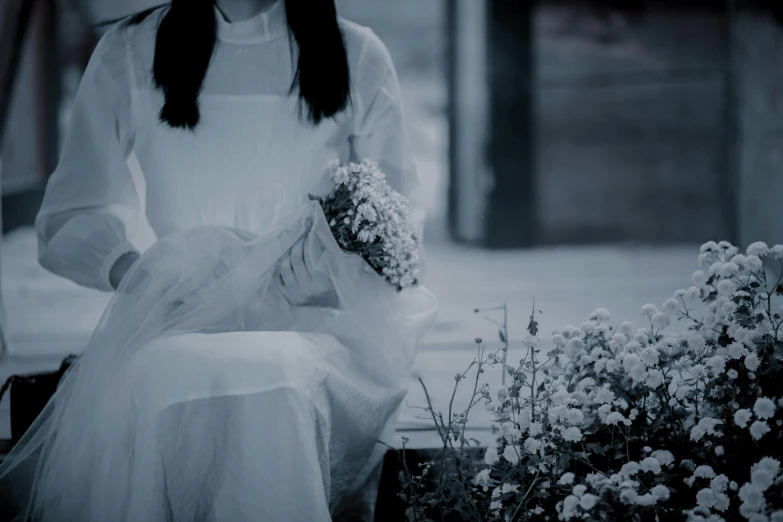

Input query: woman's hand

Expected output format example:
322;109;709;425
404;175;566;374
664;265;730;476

277;236;337;308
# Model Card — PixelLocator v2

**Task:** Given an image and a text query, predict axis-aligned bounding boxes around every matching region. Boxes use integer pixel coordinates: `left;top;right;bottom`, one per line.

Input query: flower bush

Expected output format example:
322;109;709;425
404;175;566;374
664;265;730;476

399;241;783;521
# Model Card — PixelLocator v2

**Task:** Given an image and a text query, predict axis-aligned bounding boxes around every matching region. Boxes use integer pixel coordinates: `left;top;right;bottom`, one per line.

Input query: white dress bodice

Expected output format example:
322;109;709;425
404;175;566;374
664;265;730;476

35;0;420;291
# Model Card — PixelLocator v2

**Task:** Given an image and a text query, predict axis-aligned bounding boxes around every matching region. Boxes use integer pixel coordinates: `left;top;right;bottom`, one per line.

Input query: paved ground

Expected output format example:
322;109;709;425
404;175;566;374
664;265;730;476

1;227;699;448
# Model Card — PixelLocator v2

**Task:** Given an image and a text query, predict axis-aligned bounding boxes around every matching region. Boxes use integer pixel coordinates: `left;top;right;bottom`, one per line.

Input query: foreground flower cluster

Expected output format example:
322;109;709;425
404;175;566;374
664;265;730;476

400;241;783;521
314;160;420;291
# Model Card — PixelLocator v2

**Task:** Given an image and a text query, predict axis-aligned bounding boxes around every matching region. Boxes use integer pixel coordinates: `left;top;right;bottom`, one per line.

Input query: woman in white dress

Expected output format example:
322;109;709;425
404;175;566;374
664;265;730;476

0;0;437;520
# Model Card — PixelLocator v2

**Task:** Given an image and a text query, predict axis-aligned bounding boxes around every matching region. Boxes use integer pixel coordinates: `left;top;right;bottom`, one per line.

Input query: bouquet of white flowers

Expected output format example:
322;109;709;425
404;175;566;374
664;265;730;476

311;160;421;292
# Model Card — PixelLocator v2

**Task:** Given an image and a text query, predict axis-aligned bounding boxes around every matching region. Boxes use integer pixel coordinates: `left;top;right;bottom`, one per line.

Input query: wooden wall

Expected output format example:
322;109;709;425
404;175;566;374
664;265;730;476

735;12;783;248
534;5;733;244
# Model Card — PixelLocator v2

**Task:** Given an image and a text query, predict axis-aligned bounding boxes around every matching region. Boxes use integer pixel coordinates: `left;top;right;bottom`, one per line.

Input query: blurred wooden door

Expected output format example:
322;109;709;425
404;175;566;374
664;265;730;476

447;1;738;247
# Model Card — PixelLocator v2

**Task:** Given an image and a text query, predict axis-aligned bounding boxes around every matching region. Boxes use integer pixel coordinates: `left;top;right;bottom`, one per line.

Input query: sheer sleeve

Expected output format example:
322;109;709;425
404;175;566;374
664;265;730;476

35;25;139;292
349;30;424;236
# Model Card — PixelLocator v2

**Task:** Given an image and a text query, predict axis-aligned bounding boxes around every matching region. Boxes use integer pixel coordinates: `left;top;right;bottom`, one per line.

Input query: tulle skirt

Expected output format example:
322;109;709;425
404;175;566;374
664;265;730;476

0;202;438;521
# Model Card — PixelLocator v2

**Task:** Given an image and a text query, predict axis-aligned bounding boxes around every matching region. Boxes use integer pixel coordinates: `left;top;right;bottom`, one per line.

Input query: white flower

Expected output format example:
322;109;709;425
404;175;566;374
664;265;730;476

651;485;670;501
522;335;538;347
474;469;491;488
745;255;764;272
572;484;587;497
715;446;724;456
564;409;585;426
623;354;642;373
645;369;664;389
686;286;701;301
559;472;575;485
594;388;615;405
691;418;723;441
717;279;736;296
692;270;709;287
749;421;770;441
497;386;509;400
739;483;765;511
652;313;669;330
751;468;776;491
744;353;761;372
589;308;612;322
771;245;783;259
620;462;640;476
734;409;752;428
618;322;635;336
714;493;730;512
635;493;656;506
552;334;566;346
640;304;659;318
523;437;541;454
728;343;744;360
640;457;662;474
752;458;781;477
561;495;578;520
579;493;597;510
528;422;543;436
503;445;520;464
501;483;519;495
619;489;638;505
727;369;739;379
706;356;726;375
689;334;707;352
711;475;729;492
694;465;716;479
640;347;659;365
747;242;769;256
662;298;680;314
701;241;719;254
604;412;625;425
567;338;585;356
629;364;646;382
562;427;583;442
718;262;740;277
696;488;716;508
551;389;575;407
485;445;499;465
753;397;776;420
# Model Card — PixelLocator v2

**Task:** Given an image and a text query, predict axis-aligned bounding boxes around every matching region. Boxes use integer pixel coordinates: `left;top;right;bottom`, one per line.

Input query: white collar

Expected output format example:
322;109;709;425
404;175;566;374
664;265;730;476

214;1;286;45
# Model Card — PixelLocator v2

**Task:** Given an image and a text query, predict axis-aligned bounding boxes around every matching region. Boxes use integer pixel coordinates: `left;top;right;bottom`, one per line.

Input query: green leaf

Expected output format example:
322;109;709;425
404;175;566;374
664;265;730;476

587;442;607;456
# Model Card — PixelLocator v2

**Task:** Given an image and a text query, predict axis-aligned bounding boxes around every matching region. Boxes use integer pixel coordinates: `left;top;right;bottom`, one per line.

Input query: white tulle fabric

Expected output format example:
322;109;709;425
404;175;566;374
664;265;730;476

0;3;437;521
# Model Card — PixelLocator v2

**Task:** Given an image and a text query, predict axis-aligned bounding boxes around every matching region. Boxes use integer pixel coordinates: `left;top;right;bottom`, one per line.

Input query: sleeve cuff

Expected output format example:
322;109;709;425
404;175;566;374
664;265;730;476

98;240;138;292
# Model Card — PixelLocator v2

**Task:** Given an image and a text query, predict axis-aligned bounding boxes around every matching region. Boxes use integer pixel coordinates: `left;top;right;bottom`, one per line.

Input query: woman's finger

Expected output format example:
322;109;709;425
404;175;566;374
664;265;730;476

279;248;297;289
278;242;308;304
290;237;311;284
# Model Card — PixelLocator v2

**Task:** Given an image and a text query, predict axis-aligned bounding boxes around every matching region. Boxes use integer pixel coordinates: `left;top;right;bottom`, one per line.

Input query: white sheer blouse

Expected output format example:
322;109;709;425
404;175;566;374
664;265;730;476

35;1;419;292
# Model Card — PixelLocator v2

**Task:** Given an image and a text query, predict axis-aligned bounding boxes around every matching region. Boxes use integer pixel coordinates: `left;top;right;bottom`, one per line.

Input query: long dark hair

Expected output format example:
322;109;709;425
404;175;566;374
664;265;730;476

119;0;350;130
